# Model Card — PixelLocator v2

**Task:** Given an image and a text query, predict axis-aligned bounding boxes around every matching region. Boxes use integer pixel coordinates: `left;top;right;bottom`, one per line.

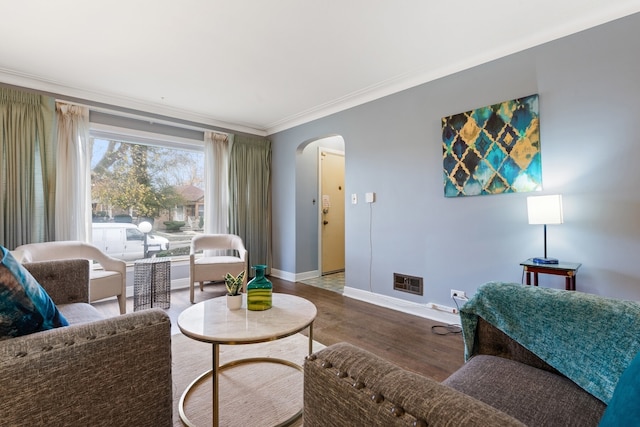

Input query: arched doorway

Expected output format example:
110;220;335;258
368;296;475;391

296;135;345;284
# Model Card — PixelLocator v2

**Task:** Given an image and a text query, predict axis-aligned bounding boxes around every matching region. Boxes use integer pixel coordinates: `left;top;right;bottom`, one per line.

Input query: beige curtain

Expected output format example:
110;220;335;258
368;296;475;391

203;131;230;234
228;134;272;274
0;88;55;248
55;102;91;241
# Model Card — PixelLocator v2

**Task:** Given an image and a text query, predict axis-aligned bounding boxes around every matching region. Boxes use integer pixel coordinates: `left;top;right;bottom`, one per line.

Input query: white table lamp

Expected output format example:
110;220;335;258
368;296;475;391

527;194;563;264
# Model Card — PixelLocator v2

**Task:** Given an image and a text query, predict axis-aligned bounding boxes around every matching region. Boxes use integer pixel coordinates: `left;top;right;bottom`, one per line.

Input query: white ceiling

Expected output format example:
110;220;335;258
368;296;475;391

1;1;639;135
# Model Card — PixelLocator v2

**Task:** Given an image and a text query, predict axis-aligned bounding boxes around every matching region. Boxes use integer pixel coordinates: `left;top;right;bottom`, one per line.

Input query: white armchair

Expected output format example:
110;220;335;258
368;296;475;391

189;234;248;303
12;241;128;314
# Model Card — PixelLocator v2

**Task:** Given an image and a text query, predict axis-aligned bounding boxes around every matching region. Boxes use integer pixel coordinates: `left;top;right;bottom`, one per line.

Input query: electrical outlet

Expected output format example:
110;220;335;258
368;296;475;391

451;289;468;300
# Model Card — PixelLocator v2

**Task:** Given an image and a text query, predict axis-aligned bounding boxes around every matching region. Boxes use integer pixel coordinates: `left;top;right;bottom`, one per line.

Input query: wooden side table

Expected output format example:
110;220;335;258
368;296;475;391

520;259;582;291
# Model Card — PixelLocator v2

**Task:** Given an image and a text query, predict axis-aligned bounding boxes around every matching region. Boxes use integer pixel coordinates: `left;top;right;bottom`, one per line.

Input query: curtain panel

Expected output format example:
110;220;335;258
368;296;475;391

228;135;272;274
55;102;91;242
203;131;230;234
0;88;55;249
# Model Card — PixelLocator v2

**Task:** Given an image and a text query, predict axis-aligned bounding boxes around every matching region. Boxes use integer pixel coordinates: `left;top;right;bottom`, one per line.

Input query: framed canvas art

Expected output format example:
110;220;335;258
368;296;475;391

442;94;541;197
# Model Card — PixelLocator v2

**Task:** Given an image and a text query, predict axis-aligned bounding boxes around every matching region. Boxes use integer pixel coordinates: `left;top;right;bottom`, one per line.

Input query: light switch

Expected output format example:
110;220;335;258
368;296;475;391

351;193;358;204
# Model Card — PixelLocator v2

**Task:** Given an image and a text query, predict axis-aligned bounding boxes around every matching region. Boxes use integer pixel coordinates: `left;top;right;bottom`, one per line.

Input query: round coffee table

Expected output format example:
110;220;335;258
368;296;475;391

178;292;317;427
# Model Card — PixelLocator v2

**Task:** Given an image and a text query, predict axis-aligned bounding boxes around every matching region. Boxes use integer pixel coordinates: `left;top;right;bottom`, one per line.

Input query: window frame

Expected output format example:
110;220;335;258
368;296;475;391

88;123;206;263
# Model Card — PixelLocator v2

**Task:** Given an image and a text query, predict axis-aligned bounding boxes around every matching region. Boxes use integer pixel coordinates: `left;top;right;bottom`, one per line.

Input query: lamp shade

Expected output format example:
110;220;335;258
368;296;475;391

527;195;563;225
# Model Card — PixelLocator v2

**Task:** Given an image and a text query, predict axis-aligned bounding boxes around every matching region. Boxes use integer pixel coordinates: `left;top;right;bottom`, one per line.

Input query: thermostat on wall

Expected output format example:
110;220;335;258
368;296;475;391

365;192;376;203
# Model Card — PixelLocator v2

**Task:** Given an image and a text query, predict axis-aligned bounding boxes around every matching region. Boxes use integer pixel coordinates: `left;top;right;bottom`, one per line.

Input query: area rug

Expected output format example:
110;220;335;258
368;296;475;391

172;332;325;426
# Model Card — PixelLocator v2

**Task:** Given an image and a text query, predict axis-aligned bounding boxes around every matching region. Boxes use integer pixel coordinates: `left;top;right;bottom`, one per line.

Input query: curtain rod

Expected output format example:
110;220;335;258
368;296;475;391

55;98;229;136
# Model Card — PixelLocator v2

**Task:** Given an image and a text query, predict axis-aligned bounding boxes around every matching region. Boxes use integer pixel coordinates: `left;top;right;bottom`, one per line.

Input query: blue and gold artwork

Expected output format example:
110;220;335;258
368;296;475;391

442;94;541;197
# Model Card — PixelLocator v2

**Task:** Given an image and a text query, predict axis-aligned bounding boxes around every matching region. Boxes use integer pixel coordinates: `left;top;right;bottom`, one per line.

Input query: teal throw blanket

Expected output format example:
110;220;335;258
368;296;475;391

460;282;640;404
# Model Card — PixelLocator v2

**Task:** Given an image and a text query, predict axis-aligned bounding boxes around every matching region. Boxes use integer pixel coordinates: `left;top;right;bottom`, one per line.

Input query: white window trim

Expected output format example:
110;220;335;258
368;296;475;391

90;123;205;152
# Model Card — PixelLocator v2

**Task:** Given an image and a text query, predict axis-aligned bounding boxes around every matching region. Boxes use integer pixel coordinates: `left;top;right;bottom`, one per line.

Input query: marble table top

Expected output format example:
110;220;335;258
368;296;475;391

178;293;317;345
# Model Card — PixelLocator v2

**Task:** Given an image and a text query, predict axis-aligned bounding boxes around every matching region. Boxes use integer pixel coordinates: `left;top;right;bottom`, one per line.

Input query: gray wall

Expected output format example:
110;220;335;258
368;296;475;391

269;12;640;306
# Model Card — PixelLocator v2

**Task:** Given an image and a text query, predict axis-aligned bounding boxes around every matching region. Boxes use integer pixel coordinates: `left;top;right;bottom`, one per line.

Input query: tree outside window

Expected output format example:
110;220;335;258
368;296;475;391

90;137;204;257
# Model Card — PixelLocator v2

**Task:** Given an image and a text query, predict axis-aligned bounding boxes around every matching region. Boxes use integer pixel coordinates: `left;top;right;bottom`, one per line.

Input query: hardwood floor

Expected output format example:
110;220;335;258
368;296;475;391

92;276;465;381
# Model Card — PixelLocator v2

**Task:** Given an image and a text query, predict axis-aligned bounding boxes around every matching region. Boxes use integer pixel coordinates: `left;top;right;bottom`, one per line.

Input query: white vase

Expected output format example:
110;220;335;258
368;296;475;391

226;294;242;310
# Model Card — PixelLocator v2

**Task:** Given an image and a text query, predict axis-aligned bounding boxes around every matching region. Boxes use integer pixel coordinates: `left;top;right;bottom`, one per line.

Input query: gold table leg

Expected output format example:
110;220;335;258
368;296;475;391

179;325;315;427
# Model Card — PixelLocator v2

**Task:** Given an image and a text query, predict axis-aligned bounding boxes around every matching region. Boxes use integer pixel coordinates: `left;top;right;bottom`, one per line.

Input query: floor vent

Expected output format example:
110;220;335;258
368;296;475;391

393;273;423;296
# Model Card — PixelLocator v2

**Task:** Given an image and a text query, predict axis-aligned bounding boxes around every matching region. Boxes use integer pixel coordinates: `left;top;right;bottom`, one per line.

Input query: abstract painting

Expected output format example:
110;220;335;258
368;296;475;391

442;94;541;197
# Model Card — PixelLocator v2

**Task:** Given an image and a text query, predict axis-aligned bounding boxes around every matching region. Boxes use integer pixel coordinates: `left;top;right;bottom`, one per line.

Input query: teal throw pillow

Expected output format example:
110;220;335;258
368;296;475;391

0;246;69;339
598;349;640;426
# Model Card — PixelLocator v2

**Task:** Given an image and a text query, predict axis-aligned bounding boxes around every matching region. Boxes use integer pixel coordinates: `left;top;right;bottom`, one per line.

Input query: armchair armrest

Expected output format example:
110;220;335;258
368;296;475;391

304;342;524;427
85;245;126;278
0;309;172;426
23;259;90;304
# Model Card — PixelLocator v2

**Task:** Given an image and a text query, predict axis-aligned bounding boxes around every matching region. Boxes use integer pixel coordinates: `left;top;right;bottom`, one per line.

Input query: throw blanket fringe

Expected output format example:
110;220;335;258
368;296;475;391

460;282;640;404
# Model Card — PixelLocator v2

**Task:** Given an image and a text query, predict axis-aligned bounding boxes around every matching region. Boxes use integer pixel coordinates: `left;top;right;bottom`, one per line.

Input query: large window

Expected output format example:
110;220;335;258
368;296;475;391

90;136;204;261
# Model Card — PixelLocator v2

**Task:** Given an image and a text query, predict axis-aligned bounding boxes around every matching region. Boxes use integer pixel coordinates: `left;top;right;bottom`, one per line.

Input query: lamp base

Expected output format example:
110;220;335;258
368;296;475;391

532;257;559;264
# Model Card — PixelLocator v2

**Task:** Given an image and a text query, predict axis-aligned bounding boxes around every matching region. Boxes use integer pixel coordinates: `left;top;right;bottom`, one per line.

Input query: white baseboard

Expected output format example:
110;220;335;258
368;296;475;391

247;269;461;325
270;268;319;283
269;268;296;282
343;286;461;325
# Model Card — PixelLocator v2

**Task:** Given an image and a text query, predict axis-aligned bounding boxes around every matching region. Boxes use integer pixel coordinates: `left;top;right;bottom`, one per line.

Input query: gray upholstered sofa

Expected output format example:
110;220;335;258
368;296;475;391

0;259;173;426
304;283;640;426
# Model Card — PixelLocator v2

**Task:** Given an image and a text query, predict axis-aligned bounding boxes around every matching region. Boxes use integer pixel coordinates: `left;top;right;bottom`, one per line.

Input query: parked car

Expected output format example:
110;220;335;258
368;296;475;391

92;223;170;261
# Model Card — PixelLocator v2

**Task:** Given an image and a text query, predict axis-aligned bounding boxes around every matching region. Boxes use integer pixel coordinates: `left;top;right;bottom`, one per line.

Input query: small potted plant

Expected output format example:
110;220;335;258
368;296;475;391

224;270;245;310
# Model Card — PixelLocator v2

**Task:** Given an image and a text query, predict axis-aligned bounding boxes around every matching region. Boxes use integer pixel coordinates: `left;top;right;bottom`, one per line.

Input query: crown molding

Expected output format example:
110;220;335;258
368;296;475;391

0;69;268;137
265;4;640;135
2;4;638;138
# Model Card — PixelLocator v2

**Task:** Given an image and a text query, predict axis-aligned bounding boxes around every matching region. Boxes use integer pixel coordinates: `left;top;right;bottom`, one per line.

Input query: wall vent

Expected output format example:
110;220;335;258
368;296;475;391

393;273;423;296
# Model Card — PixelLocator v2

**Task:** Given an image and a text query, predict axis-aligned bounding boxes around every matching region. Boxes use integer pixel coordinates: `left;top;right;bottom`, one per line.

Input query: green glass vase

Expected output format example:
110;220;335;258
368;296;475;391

247;264;272;311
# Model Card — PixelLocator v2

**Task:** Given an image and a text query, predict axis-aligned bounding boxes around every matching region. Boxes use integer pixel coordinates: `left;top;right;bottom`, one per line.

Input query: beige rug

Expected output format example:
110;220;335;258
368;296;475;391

172;332;325;427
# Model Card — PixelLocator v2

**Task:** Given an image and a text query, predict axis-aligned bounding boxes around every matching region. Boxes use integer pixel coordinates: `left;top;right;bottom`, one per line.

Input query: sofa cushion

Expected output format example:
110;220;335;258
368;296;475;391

0;246;69;339
89;269;123;300
58;303;105;325
443;354;606;426
598;350;640;426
